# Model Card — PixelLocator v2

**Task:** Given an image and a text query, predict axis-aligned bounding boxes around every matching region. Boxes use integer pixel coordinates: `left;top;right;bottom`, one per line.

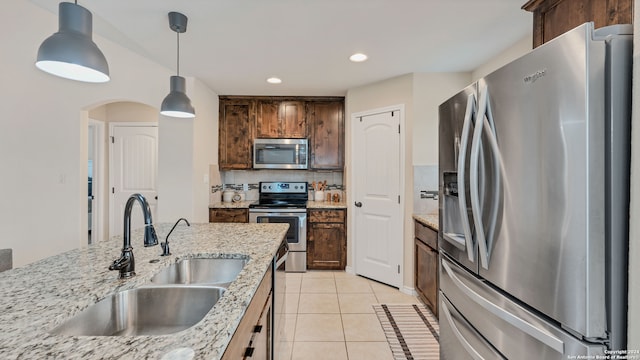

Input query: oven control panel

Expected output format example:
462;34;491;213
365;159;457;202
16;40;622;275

260;182;308;193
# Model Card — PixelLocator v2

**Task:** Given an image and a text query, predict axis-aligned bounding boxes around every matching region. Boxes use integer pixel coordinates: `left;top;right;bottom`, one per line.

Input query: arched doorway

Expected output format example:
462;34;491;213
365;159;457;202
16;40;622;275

83;101;159;244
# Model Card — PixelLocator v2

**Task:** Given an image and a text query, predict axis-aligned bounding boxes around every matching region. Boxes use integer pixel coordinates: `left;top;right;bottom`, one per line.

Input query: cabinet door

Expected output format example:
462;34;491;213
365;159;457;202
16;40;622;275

251;294;272;360
219;99;255;169
256;100;306;138
280;101;306;138
308;101;344;169
209;209;249;223
222;267;272;360
415;239;438;317
308;222;346;270
256;100;280;138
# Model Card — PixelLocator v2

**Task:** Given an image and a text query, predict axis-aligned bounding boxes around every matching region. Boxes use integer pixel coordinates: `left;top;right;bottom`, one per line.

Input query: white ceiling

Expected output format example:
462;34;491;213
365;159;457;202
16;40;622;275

30;0;532;96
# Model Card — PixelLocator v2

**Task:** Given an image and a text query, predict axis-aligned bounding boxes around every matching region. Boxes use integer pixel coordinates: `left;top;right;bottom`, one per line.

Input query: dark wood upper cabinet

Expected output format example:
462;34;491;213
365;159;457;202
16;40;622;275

523;0;633;48
308;101;344;170
219;96;344;170
280;101;307;138
256;100;306;138
219;98;255;170
256;100;280;138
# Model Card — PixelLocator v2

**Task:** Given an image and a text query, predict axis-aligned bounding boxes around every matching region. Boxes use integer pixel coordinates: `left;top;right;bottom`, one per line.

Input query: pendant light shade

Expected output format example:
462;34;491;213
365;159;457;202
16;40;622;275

160;12;195;118
36;2;110;83
161;76;195;118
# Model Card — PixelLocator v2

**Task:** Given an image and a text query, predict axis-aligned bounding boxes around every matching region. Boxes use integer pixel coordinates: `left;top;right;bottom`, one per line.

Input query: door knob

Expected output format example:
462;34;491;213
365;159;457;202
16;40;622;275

354;202;362;207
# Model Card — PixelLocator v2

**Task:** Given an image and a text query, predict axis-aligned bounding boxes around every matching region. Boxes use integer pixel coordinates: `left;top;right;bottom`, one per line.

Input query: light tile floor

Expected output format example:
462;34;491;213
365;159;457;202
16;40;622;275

281;270;421;360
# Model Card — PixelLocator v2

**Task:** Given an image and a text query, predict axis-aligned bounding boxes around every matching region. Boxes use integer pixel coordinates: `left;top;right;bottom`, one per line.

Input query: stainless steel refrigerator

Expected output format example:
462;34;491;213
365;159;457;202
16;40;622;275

438;22;632;359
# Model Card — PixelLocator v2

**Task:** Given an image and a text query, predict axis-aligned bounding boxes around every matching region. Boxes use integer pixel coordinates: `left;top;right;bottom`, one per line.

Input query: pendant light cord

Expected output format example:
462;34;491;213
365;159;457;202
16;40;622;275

176;32;180;76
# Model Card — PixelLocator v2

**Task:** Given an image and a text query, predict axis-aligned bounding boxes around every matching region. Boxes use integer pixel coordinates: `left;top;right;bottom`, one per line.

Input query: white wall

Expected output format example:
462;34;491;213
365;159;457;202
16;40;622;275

157;77;219;224
158;115;195;222
0;0;217;267
471;33;533;81
190;78;219;223
627;5;640;350
412;73;471;165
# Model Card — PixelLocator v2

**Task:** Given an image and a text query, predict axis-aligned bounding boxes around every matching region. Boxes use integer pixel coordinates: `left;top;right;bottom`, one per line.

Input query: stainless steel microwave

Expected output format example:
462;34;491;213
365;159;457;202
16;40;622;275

253;138;308;169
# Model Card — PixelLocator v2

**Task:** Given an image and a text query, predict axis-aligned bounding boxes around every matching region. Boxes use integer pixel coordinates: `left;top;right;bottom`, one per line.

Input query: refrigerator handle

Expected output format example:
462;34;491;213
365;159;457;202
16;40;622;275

474;84;503;269
441;300;491;360
470;85;488;268
442;260;565;353
456;93;477;262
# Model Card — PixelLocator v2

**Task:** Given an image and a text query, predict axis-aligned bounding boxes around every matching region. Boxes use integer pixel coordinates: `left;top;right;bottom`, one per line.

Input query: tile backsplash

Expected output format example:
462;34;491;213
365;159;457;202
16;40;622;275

210;168;344;203
414;165;438;214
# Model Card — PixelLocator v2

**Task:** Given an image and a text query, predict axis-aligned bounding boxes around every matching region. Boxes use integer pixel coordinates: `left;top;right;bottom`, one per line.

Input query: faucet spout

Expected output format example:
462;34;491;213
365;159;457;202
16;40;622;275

124;193;159;248
161;218;191;256
109;193;159;278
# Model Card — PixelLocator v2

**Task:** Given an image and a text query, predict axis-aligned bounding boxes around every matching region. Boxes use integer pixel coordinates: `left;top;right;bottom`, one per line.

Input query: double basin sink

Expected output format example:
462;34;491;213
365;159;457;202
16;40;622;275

50;257;248;336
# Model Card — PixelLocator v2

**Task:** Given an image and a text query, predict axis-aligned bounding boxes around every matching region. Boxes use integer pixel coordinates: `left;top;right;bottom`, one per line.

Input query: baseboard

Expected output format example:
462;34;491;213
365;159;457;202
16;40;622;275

345;265;355;274
402;285;417;296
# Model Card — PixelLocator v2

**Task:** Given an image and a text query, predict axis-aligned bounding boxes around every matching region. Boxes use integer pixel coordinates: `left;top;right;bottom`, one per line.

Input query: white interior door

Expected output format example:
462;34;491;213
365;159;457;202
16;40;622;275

352;109;402;288
110;124;158;238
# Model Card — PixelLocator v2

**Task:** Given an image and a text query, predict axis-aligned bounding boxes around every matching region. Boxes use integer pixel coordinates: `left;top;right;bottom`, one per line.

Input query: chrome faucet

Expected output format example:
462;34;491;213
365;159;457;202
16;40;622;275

160;218;190;256
109;193;159;278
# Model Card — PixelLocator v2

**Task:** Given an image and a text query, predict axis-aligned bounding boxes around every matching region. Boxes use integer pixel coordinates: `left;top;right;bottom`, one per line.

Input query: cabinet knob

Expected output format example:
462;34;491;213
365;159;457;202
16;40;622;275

354;201;362;208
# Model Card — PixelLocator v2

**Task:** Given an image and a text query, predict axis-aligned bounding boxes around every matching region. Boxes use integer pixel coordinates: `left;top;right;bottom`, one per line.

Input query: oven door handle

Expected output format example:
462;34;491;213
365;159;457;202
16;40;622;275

276;249;288;268
276;241;289;266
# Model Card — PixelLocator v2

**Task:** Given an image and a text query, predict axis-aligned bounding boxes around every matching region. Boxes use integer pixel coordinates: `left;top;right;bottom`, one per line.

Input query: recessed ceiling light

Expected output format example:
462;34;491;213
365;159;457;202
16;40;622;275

266;77;282;84
349;53;368;62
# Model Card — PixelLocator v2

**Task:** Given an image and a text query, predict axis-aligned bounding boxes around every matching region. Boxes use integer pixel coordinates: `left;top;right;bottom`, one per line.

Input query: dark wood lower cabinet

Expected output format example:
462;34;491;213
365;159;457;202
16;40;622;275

307;209;346;270
209;208;249;223
414;220;438;317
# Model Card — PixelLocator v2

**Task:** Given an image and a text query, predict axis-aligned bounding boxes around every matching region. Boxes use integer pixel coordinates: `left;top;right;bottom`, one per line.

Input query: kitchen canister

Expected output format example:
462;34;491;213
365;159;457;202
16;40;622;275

314;190;325;202
222;190;234;203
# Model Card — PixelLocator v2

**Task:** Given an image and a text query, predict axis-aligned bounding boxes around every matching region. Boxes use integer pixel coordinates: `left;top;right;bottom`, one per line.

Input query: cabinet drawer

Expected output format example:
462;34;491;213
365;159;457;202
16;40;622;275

209;209;249;223
415;221;438;250
308;209;345;223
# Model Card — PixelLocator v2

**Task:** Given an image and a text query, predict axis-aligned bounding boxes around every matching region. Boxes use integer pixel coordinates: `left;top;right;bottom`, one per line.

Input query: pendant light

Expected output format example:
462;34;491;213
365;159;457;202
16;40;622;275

160;12;195;118
36;1;110;83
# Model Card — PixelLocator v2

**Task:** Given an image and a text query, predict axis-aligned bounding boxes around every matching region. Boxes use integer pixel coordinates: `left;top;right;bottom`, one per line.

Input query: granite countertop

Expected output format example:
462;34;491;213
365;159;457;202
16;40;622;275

0;223;288;360
413;213;439;231
306;201;347;209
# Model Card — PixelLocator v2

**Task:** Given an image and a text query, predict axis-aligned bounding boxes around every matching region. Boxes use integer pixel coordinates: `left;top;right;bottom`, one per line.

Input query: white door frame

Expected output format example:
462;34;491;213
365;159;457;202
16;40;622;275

88;119;105;243
349;104;406;288
108;122;159;238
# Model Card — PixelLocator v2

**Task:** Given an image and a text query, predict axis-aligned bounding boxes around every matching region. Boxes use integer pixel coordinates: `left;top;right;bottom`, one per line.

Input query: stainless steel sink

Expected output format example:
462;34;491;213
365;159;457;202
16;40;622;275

149;257;248;287
50;286;225;336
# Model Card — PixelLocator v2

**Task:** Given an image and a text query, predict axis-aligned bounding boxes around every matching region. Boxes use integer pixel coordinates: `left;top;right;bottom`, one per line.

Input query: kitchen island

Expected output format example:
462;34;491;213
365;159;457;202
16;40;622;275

0;222;288;360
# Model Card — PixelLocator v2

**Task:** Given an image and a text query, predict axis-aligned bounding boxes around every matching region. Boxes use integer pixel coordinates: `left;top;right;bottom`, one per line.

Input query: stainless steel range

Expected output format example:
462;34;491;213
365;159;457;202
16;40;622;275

249;181;308;272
